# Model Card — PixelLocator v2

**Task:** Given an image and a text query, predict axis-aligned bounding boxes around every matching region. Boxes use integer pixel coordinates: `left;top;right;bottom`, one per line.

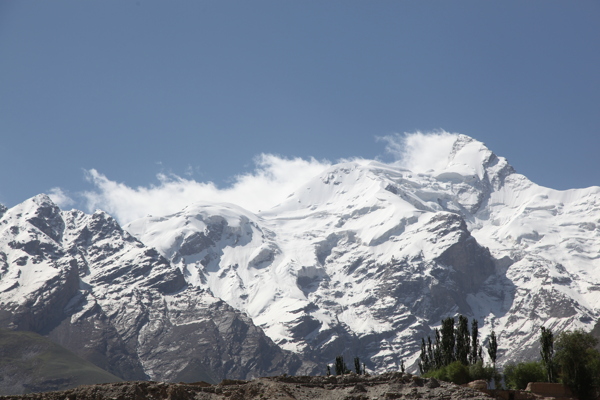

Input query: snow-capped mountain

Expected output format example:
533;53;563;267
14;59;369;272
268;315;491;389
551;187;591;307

0;195;303;382
126;134;600;371
1;134;599;378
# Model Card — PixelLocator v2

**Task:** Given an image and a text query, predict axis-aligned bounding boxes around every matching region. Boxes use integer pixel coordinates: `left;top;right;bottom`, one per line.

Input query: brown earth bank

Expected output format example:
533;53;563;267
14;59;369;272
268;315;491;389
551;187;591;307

0;372;497;400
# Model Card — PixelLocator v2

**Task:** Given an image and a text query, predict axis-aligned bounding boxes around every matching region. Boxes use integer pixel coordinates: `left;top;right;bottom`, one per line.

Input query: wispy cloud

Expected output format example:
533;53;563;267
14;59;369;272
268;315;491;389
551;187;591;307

82;154;331;224
72;131;461;224
378;130;458;173
48;187;75;209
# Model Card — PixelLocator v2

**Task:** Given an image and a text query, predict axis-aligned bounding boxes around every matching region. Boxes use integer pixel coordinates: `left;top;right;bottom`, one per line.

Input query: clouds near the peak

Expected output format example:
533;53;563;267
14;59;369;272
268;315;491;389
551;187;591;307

379;131;458;173
48;187;75;208
67;132;463;224
82;154;331;224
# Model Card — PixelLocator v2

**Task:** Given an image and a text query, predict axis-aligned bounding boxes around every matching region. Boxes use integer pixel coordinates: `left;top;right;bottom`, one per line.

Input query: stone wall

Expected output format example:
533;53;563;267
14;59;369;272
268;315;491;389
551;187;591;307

525;382;574;398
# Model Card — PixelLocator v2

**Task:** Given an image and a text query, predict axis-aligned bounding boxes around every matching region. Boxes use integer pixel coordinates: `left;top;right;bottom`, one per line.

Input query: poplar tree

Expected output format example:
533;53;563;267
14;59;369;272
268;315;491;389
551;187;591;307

540;326;555;382
419;338;431;374
433;328;443;369
354;357;361;375
455;315;470;365
335;356;349;375
426;335;435;370
487;330;498;369
470;319;479;364
441;317;456;366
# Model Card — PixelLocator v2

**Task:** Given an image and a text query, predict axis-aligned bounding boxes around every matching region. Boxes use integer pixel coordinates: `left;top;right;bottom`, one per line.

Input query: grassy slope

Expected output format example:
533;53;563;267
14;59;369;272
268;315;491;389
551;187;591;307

0;329;122;395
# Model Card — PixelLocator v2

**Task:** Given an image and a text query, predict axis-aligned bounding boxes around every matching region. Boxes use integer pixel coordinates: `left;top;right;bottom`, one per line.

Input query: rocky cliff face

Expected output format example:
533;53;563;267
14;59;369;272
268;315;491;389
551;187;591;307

0;196;303;383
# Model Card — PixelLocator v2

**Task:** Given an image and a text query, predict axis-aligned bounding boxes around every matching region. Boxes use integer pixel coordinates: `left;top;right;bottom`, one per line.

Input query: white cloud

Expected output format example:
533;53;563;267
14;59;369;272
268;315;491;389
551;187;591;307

71;132;464;224
82;154;331;224
379;130;458;173
48;187;75;209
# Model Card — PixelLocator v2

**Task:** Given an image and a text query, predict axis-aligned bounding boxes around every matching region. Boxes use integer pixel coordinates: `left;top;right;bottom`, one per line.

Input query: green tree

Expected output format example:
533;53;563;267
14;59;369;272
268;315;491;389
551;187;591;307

503;361;546;390
468;360;495;382
455;315;470;365
487;330;498;369
470;319;479;364
420;330;444;374
335;355;350;375
540;326;556;383
419;317;501;388
440;317;456;367
426;336;434;370
432;330;443;370
419;337;430;374
554;329;600;400
487;330;500;388
354;357;361;375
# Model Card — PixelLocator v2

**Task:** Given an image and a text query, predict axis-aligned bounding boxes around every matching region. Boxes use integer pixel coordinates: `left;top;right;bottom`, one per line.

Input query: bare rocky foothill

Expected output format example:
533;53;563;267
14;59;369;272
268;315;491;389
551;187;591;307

0;373;497;400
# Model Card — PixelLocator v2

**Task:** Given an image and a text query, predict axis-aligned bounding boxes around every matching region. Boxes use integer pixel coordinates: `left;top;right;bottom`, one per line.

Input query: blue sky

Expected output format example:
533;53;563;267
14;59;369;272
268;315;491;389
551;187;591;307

1;1;599;215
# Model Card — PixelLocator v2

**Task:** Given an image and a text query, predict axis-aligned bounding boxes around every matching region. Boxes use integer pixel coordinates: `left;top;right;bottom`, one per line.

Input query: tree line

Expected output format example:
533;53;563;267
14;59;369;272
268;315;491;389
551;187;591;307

325;316;600;400
418;315;498;374
326;355;367;376
418;315;501;387
327;355;405;377
418;315;600;400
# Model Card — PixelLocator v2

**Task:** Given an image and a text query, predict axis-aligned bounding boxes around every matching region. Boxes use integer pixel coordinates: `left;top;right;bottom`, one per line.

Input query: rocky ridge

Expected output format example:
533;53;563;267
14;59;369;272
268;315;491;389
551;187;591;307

0;196;304;384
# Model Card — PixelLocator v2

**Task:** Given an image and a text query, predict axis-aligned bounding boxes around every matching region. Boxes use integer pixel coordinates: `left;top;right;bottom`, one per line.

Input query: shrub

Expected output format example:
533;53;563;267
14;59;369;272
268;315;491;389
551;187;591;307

424;360;498;386
424;361;470;385
445;361;471;385
468;360;495;382
503;361;546;390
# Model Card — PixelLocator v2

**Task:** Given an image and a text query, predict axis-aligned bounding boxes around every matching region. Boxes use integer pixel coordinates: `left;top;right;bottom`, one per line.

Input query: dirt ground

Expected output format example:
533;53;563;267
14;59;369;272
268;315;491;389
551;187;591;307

0;372;497;400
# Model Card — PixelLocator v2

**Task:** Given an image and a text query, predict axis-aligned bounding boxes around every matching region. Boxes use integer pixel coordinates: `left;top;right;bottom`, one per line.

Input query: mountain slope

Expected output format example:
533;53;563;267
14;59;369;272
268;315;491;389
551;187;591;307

0;329;122;395
0;196;304;385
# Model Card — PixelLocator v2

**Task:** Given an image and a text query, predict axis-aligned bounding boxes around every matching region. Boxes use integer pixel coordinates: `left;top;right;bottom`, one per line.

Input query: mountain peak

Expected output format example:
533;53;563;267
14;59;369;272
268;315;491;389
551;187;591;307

380;132;515;194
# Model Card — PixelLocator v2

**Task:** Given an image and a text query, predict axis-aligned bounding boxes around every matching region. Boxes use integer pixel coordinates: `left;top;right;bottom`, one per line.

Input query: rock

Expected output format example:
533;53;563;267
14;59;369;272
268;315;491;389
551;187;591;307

384;393;402;399
426;378;440;389
468;380;488;391
350;384;367;393
410;376;424;387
